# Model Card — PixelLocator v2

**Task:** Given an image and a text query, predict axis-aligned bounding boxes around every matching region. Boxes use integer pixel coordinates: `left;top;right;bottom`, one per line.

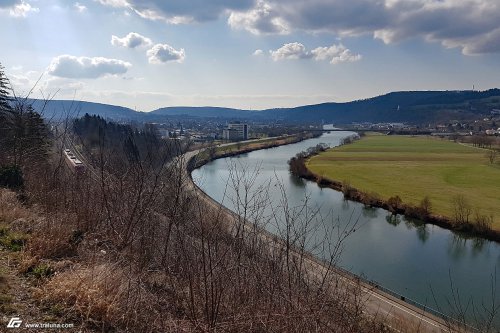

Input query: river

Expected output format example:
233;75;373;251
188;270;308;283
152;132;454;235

192;130;500;326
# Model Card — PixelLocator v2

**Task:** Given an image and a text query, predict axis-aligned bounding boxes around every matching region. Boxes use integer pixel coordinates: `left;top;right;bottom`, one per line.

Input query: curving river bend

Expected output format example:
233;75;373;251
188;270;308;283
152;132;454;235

192;130;500;324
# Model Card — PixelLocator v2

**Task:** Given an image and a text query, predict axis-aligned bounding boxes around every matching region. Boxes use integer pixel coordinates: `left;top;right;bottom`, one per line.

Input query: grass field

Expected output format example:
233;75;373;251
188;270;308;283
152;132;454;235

307;135;500;230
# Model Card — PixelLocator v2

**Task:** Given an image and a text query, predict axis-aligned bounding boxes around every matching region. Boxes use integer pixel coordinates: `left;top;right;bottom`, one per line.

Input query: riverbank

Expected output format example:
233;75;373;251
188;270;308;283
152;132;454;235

302;135;500;243
188;132;321;171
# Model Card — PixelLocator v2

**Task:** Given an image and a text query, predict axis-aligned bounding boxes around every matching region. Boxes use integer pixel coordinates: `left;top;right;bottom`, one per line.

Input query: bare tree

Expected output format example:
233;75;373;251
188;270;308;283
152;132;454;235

486;149;497;164
452;194;472;226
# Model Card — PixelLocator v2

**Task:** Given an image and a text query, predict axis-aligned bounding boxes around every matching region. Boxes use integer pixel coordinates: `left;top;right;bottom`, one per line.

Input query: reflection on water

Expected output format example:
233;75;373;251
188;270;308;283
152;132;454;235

448;234;490;259
448;235;470;261
233;152;249;159
471;237;487;254
386;214;402;226
362;206;379;219
386;215;431;243
289;174;306;188
341;198;350;210
416;224;430;243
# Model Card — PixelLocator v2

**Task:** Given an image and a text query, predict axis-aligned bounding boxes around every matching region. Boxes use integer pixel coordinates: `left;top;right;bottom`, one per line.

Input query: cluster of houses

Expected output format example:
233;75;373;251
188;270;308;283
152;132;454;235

485;128;500;135
149;121;250;142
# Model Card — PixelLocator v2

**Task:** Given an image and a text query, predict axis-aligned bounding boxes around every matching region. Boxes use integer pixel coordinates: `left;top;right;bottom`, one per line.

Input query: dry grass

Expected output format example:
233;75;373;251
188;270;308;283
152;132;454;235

0;189;29;223
27;215;79;260
0;265;15;314
37;262;179;332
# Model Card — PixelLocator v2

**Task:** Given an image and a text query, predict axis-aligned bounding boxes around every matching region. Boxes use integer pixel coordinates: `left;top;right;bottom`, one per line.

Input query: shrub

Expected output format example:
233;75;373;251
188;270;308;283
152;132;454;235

474;210;493;233
0;165;24;190
317;176;332;187
405;196;433;220
341;180;356;198
419;196;432;216
30;264;54;279
0;229;28;251
28;223;78;259
387;196;403;211
452;194;472;226
0;189;29;223
364;192;381;207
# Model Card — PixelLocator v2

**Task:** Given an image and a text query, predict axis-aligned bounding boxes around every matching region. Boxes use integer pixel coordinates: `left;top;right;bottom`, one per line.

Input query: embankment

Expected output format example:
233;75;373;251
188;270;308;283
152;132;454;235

188;132;320;171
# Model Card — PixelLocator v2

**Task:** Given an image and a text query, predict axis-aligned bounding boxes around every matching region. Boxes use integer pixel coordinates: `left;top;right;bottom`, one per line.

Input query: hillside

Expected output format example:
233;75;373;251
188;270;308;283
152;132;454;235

151;106;254;119
28;89;500;124
29;99;142;121
265;89;500;123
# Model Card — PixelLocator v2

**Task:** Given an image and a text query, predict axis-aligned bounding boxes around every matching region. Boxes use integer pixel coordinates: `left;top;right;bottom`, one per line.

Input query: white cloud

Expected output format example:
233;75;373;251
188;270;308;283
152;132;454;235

311;44;362;64
9;73;32;90
228;1;288;35
94;0;129;8
146;44;185;64
48;55;132;79
6;70;49;96
41;77;86;94
253;49;264;56
270;42;361;64
226;0;500;55
93;0;500;55
111;32;152;48
74;2;87;13
96;0;255;23
270;42;310;61
3;1;39;17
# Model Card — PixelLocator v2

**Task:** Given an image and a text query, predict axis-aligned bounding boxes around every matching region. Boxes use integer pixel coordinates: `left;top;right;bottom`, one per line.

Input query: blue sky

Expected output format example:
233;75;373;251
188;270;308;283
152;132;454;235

1;0;500;111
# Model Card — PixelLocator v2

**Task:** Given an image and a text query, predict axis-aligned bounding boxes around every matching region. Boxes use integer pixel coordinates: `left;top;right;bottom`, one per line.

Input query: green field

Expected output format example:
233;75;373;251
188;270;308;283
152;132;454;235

307;135;500;230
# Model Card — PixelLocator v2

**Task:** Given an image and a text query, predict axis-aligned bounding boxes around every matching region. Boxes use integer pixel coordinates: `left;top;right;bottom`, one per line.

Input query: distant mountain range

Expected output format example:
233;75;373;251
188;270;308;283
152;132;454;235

29;89;500;124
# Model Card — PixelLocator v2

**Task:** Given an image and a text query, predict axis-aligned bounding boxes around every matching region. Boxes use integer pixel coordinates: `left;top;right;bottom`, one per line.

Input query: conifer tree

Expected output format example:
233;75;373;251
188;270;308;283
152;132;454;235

0;63;11;112
0;63;14;164
0;62;49;167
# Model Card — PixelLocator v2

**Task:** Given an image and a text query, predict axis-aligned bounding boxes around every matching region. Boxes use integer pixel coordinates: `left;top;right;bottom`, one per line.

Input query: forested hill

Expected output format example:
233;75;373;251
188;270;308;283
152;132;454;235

262;89;500;123
30;89;500;124
151;106;253;119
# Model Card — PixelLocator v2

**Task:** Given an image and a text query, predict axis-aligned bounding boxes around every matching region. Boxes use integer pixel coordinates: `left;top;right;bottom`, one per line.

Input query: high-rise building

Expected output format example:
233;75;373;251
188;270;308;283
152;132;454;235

223;122;248;140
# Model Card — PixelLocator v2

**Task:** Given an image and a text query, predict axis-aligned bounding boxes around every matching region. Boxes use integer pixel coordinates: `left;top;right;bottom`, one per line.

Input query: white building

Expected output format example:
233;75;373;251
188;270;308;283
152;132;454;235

223;122;248;140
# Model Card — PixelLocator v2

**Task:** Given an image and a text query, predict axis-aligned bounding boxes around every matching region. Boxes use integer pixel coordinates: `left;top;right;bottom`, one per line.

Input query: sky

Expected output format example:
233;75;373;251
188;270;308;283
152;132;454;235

1;0;500;111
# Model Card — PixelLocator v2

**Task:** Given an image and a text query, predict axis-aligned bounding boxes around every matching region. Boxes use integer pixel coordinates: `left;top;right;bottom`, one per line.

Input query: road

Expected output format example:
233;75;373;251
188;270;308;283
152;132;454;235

184;148;468;333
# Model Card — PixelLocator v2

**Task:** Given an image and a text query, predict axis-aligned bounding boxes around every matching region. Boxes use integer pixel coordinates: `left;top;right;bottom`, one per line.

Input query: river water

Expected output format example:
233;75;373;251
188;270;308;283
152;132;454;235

192;130;500;324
